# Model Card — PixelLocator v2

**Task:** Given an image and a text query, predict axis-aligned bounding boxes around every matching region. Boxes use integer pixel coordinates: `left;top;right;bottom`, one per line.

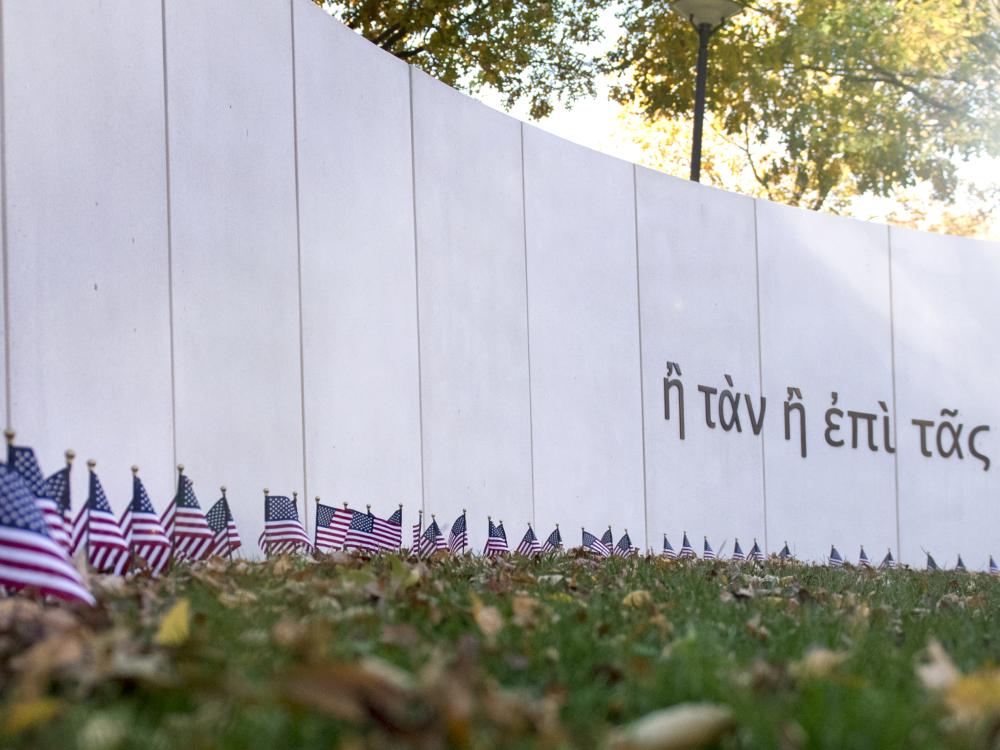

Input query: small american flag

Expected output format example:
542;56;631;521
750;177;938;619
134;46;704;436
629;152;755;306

954;555;966;572
748;539;764;562
412;511;423;552
161;470;214;562
703;537;715;560
879;548;895;570
205;491;242;557
582;528;611;558
314;502;355;552
42;457;73;545
828;545;843;568
119;470;172;575
483;518;509;557
925;551;939;571
614;530;637;558
731;538;745;561
601;527;613;548
661;535;676;559
990;555;998;575
0;465;94;605
258;493;312;556
373;505;403;551
71;465;130;575
7;441;71;551
541;525;562;553
448;511;467;553
418;516;448;558
679;532;696;559
858;546;872;569
344;510;380;553
516;525;541;557
778;541;792;561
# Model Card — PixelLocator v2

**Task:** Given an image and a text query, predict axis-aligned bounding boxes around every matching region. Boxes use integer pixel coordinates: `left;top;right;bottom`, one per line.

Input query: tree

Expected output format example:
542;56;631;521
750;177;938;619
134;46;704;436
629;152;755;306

607;0;1000;211
316;0;606;119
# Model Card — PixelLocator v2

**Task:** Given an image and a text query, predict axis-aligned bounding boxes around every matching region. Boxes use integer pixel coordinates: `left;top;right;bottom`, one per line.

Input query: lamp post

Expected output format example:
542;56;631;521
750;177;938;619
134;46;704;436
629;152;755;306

671;0;744;182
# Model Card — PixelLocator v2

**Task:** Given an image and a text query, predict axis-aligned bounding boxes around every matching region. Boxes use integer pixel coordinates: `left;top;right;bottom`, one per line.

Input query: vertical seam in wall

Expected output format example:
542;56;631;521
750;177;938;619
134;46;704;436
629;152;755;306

519;123;536;529
633;166;649;551
752;200;768;553
0;4;11;426
887;225;901;561
159;0;178;472
407;65;427;516
289;0;309;532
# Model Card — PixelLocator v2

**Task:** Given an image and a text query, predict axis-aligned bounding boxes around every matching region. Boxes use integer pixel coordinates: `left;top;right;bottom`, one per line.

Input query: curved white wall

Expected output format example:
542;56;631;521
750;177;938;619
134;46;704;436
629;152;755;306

2;0;997;564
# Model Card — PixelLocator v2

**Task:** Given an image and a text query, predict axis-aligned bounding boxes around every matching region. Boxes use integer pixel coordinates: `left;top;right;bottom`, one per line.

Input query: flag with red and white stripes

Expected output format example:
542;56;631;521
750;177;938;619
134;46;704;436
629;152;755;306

373;506;403;551
205;493;242;557
417;517;448;558
160;471;214;562
258;494;312;556
614;530;638;558
344;509;380;553
314;502;355;552
0;464;94;605
661;535;677;560
483;518;509;557
582;528;611;558
7;442;71;551
516;525;541;557
412;512;423;552
703;537;716;561
448;512;468;553
41;459;74;549
541;525;562;553
71;466;129;575
858;546;873;569
679;532;696;559
120;471;172;575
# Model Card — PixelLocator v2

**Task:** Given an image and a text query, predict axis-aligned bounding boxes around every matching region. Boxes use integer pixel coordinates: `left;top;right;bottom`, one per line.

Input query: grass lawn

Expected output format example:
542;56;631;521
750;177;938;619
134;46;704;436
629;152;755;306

2;552;1000;749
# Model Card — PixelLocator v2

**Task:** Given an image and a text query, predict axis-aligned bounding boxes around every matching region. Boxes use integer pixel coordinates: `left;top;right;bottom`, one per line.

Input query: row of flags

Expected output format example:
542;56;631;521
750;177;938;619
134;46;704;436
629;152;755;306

4;432;1000;606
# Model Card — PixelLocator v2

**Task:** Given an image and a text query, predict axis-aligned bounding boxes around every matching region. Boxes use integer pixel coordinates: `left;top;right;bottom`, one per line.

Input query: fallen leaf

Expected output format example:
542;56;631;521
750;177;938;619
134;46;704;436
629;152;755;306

946;669;1000;722
622;590;652;608
606;702;735;749
789;648;847;681
471;595;503;642
917;639;960;692
2;698;62;734
153;599;190;646
512;595;541;627
745;614;770;642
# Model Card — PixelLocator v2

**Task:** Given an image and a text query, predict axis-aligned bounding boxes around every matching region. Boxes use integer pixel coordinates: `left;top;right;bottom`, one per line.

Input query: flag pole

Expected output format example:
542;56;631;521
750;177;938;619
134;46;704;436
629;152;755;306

129;464;140;568
86;459;97;568
313;496;321;550
221;486;233;561
262;488;270;557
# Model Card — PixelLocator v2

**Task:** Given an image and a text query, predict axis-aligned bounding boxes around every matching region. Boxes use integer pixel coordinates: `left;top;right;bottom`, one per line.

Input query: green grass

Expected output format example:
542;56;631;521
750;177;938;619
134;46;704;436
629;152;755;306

3;553;1000;749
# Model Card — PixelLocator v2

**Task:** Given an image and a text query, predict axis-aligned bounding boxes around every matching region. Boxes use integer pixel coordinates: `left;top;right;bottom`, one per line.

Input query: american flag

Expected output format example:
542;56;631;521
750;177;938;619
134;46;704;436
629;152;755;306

732;538;745;561
516;525;541;557
258;494;312;556
344;510;380;553
41;455;73;543
71;465;129;575
119;470;172;575
418;516;447;558
879;548;895;570
858;546;872;569
614;530;637;558
828;545;843;568
601;527;613;548
448;511;467;553
541;525;562;553
748;539;764;562
373;505;403;551
703;537;715;560
582;528;611;558
778;541;792;561
661;535;676;560
205;491;242;557
954;555;966;572
989;555;998;575
7;441;71;551
0;464;94;605
925;551;939;571
483;518;509;557
161;470;214;562
314;502;355;552
679;532;696;559
412;511;423;552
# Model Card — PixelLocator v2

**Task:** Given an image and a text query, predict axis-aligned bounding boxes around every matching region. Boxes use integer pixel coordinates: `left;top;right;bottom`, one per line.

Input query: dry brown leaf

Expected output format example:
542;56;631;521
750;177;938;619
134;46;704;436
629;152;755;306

512;595;541;627
745;613;770;642
2;698;62;734
789;648;848;681
606;702;735;750
917;639;960;692
218;588;258;608
945;669;1000;722
153;599;190;647
622;590;652;608
471;595;503;642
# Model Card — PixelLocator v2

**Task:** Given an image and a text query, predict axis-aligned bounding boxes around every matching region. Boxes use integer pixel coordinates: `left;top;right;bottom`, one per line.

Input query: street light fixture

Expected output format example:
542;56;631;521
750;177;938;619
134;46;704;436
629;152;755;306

671;0;744;182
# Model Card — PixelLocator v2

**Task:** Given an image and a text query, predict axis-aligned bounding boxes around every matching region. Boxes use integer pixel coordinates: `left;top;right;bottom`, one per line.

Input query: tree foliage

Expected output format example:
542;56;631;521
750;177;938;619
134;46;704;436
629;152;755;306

316;0;606;119
607;0;1000;210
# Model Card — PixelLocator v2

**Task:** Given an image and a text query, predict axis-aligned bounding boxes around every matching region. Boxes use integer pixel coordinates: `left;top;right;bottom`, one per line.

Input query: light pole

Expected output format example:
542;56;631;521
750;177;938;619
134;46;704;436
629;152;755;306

671;0;744;182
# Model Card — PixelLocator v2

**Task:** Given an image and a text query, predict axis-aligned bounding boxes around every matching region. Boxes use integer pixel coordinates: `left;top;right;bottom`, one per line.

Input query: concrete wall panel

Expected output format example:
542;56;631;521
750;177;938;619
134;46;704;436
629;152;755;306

410;70;533;551
757;201;896;562
636;170;764;556
293;3;422;528
891;228;1000;569
165;0;302;550
523;127;645;549
2;1;174;512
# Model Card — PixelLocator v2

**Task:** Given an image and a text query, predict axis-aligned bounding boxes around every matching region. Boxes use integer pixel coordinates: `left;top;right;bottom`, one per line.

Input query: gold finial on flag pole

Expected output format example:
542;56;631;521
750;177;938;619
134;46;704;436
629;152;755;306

131;465;139;475
3;428;14;443
220;486;227;496
87;459;97;470
65;449;75;466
